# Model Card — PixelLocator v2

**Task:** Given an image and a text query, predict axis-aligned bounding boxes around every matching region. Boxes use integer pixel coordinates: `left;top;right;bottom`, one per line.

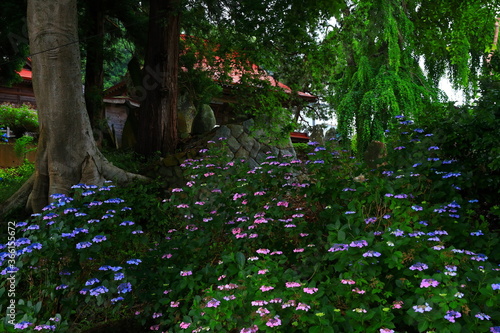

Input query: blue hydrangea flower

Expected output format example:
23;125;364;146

444;310;461;323
14;321;32;329
85;278;100;286
89;285;109;296
76;242;92;249
328;244;349;252
349;240;368;248
111;296;124;304
476;313;491;320
104;198;125;204
117;282;132;294
413;303;432;313
127;259;142;265
92;235;107;243
391;229;404;237
362;251;381;257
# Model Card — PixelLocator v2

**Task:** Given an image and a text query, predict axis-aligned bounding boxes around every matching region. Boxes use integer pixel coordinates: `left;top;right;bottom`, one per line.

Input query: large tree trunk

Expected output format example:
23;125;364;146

83;0;106;146
11;0;146;214
136;0;180;156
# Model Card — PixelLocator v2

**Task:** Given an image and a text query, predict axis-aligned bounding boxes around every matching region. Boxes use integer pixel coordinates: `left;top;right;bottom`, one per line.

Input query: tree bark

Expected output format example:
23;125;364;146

3;0;147;214
83;0;106;146
136;0;180;156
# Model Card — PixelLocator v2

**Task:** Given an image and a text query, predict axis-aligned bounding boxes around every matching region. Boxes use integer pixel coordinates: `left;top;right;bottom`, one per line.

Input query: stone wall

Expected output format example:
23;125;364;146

155;119;296;187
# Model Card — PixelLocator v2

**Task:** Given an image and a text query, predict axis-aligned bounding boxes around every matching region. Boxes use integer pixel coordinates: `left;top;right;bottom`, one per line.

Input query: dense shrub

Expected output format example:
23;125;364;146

1;117;499;332
419;102;500;230
0;104;38;138
0;162;34;204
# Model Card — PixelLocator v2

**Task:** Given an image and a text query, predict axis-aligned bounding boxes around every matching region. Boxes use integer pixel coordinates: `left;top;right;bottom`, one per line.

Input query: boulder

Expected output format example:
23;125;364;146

191;104;216;135
177;93;197;139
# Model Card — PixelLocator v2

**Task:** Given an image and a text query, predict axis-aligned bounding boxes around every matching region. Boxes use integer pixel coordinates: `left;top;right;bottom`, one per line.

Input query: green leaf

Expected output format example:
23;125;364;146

309;326;322;333
418;320;429;332
34;301;42;314
235;252;245;269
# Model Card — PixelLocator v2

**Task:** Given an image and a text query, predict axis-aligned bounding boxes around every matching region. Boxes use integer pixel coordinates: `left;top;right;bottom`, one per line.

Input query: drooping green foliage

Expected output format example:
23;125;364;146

319;0;499;155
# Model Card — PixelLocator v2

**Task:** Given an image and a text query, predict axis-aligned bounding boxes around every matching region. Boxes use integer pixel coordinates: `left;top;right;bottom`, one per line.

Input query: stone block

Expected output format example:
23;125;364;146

279;147;296;158
227;124;244;138
226;136;241;153
238;132;255;151
249;140;261;158
247;157;259;169
234;147;250;159
242;118;255;133
256;151;268;163
214;125;231;140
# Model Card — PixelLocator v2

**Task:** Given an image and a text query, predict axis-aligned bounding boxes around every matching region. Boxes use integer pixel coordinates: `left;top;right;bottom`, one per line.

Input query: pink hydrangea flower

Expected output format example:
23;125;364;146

303;287;318;294
180;322;191;329
260;285;274;292
420;279;439;288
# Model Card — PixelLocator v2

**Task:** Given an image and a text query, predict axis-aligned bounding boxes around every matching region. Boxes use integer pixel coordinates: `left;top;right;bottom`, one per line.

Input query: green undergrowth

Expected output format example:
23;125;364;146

1;116;499;332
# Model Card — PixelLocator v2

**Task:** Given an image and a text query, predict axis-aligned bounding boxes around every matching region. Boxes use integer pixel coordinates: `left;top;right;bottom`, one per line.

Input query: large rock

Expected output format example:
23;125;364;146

191;104;216;135
177;93;197;139
309;125;325;144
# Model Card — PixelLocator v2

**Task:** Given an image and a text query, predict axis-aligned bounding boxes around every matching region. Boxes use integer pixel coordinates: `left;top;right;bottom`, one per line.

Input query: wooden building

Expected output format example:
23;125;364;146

0;61;36;107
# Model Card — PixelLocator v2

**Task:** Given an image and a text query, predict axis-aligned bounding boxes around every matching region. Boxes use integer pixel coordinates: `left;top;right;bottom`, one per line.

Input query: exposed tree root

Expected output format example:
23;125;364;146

0;174;35;221
0;163;149;222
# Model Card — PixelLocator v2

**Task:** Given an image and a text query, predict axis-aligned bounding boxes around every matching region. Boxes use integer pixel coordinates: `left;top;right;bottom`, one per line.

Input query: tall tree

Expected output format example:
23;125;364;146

82;0;105;145
319;0;499;154
136;0;180;156
0;0;144;216
79;0;147;146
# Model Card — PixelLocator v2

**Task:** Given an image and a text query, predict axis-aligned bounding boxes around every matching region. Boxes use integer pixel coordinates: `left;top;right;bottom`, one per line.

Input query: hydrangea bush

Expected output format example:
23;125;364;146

1;116;499;332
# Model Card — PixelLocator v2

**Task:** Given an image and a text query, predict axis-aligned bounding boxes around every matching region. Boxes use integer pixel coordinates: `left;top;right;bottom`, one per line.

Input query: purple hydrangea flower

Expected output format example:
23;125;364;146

409;262;428;271
444;310;461;323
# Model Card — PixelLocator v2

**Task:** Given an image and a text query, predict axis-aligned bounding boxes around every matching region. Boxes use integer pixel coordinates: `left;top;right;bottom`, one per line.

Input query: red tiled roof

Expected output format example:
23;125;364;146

17;68;32;80
181;35;317;101
290;131;310;141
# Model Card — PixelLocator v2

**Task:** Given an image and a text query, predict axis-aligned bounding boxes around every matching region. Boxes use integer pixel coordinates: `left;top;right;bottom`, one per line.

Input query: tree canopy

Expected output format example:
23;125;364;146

310;0;500;153
0;0;29;86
